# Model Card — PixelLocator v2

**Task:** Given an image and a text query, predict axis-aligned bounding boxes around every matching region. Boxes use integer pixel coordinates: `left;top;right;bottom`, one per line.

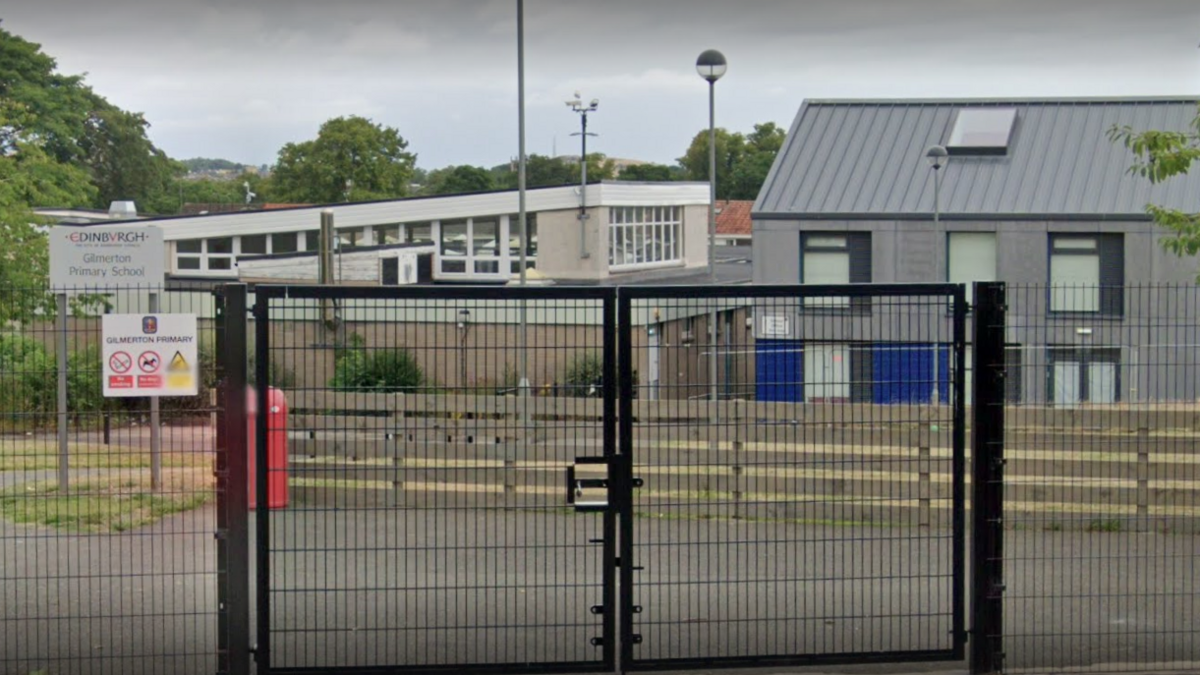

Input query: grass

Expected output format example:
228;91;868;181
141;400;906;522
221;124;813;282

1086;518;1124;533
0;438;207;472
0;470;212;534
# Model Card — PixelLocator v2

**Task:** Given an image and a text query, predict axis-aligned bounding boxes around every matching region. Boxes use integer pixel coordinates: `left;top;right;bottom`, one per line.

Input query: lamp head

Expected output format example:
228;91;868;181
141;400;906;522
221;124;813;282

925;144;949;170
696;49;727;83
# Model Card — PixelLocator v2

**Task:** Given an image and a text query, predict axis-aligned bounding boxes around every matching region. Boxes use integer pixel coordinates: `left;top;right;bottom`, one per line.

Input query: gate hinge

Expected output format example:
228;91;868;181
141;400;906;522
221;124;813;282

590;605;604;615
631;634;643;644
632;477;644;488
590;637;604;646
213;529;227;541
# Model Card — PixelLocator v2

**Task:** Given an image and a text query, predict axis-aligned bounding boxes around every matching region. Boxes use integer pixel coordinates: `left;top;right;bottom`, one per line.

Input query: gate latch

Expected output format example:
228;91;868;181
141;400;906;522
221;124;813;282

567;457;609;512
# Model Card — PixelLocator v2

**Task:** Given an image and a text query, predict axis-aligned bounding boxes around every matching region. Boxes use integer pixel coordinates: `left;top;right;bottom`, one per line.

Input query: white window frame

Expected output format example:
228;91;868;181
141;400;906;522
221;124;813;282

436;217;505;279
609;206;683;270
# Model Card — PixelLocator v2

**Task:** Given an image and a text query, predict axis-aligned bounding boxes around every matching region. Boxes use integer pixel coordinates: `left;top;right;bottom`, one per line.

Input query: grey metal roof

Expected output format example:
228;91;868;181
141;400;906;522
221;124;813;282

754;97;1200;219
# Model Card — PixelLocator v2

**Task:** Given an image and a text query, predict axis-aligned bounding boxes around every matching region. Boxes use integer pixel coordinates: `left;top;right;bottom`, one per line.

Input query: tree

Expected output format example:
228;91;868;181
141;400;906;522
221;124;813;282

677;121;786;200
1110;111;1200;272
422;165;495;196
616;163;679;182
491;154;615;190
271;116;416;203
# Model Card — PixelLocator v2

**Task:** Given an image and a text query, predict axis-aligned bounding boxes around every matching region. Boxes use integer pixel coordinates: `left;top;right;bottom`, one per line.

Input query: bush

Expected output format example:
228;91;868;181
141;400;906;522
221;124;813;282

0;334;56;426
329;335;423;392
248;353;297;389
562;352;604;398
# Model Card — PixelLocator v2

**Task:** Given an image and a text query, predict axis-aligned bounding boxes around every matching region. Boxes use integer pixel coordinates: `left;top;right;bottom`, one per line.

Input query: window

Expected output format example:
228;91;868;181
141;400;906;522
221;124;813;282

1049;234;1123;314
374;224;402;245
800;232;870;307
303;230;320;252
337;229;362;249
272;232;298;254
407;223;433;244
439;218;503;277
177;239;202;271
609;206;682;269
947;108;1017;155
508;214;538;274
1049;347;1120;405
241;234;267;255
948;232;997;303
206;237;233;270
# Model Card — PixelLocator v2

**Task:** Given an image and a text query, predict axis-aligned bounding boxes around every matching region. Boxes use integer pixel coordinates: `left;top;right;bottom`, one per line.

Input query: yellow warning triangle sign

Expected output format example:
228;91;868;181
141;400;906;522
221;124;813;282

168;351;190;372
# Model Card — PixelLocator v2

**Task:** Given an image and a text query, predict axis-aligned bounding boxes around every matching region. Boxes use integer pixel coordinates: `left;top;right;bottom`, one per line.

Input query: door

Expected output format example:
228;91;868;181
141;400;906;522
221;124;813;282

805;343;849;402
1089;361;1117;403
1054;360;1081;406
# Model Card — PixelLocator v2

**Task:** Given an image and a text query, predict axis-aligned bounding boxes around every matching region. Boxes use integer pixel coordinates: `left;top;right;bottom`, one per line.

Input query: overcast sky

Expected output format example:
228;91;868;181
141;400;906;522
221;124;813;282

5;0;1200;170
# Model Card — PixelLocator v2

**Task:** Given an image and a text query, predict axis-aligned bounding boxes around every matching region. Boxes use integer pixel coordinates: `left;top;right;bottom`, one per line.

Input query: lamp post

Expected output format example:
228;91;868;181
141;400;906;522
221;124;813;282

696;49;727;283
925;144;948;405
567;94;599;259
697;50;726;405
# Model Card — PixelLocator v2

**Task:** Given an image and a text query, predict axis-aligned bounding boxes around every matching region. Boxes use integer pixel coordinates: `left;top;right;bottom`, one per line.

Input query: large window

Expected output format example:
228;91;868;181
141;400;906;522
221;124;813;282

948;232;997;303
609;206;682;269
439;218;502;277
1049;234;1123;314
374;224;402;245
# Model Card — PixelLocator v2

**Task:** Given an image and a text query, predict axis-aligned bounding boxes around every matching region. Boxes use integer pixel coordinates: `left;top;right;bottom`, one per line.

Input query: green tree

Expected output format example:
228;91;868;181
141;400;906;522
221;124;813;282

1110;111;1200;273
616;163;679;182
677;122;786;200
422;164;496;196
492;154;615;190
271;116;416;203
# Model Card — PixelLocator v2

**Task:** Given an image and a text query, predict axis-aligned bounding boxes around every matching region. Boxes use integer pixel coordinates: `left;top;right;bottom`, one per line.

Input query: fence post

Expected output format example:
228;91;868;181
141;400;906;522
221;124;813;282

971;282;1006;674
215;284;251;675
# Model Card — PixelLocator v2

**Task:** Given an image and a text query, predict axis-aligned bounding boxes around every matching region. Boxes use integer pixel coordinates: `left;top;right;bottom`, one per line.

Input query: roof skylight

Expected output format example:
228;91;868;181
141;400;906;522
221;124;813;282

946;108;1017;155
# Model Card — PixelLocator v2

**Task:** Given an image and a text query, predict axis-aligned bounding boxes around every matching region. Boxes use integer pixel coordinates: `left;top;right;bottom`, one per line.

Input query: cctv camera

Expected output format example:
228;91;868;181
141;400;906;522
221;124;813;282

590;99;599;107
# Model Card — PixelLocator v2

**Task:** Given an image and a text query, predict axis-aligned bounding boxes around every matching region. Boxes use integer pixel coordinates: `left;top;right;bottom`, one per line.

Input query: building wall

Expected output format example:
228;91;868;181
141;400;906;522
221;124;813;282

751;217;1200;403
535;206;608;281
682;204;710;270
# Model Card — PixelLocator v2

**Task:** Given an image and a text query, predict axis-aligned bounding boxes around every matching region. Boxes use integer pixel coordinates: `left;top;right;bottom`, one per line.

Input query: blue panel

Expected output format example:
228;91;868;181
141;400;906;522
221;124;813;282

873;344;951;404
756;340;803;402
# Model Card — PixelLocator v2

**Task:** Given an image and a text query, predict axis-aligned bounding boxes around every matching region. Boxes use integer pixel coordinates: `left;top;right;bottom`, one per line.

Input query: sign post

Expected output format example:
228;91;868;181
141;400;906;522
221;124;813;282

51;225;164;493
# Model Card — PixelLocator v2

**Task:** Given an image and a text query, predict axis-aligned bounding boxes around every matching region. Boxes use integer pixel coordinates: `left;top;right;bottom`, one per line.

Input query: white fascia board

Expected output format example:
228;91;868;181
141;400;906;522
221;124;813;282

94;183;710;241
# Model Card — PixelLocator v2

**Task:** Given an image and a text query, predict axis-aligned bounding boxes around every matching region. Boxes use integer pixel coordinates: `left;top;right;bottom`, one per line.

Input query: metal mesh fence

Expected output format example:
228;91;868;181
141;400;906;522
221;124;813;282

998;284;1200;673
619;285;967;668
1;285;220;675
253;286;615;671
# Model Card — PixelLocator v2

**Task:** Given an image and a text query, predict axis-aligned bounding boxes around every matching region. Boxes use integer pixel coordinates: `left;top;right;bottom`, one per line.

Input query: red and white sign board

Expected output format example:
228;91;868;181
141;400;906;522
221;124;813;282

102;314;199;397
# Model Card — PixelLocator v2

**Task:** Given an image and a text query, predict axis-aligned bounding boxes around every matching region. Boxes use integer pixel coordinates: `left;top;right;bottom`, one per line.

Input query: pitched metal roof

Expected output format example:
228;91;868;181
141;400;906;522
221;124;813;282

754;97;1200;219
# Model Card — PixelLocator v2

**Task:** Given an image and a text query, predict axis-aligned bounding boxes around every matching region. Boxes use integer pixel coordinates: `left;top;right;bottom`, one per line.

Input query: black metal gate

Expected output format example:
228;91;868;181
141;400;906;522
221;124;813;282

616;284;969;670
238;282;968;674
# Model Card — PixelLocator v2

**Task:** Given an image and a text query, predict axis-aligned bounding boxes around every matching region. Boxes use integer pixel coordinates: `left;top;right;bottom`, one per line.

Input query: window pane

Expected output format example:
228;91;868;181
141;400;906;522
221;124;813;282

441;221;467;256
374;225;401;245
337;230;359;248
806;236;846;249
508;215;537;257
948;108;1017;151
1054;237;1097;251
408;223;432;244
177;257;201;270
208;237;233;254
474;260;499;274
948;233;997;283
241;234;267;255
473;219;498;256
804;251;850;284
442;259;466;274
208;258;232;270
303;230;320;252
272;232;298;254
177;239;202;254
1050;254;1100;311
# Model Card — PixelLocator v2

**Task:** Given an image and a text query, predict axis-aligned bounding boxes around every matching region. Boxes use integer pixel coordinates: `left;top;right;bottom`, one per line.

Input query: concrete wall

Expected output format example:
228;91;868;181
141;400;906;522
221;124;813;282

535;206;608;281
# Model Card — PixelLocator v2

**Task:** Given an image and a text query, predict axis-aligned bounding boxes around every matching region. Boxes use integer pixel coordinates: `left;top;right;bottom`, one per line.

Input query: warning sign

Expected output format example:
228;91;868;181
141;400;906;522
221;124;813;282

102;314;198;398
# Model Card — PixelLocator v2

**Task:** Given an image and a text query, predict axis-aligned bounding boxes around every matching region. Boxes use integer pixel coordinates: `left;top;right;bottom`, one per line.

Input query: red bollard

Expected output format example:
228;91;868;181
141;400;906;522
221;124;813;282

247;386;289;509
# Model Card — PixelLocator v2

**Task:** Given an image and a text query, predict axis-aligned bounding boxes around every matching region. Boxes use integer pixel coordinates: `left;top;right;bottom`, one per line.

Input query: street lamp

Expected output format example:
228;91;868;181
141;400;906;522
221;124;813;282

696;49;726;283
697;49;726;406
925;144;948;405
567;94;599;259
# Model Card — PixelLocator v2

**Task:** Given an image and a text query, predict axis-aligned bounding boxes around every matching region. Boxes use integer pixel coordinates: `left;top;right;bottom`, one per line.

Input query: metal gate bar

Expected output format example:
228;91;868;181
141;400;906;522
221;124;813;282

618;283;968;671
